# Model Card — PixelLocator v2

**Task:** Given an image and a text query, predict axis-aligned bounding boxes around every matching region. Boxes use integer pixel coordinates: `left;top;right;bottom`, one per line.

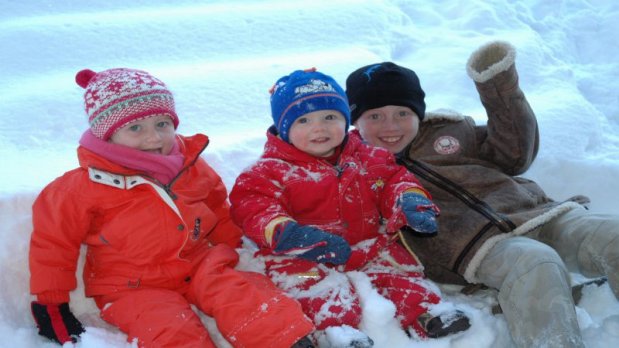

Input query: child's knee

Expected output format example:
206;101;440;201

306;295;362;330
505;242;568;287
136;316;213;348
99;289;213;347
298;274;362;330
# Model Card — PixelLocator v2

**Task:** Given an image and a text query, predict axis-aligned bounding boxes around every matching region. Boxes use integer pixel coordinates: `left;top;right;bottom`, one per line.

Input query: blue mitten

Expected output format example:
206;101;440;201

401;192;439;234
273;221;351;265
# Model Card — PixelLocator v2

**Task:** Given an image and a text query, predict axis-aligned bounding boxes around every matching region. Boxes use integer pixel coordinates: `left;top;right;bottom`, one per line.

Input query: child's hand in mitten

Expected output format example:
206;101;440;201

273;221;351;265
31;301;85;344
401;192;440;234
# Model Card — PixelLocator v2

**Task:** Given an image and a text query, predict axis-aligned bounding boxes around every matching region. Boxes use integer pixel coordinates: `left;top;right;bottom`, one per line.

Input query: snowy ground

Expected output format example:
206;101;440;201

1;1;618;347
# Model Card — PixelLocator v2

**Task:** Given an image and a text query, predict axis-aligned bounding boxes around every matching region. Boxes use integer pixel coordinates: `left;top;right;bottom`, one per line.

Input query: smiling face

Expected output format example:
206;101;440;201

354;105;420;154
109;114;176;155
288;109;347;158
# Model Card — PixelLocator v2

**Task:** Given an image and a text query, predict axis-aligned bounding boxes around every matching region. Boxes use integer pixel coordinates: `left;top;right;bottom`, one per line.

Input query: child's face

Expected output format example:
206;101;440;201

288;109;347;158
354;105;420;154
110;114;176;155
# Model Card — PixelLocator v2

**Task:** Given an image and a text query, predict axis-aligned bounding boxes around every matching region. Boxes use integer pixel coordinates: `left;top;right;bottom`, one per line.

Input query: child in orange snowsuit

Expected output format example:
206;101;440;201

229;69;470;344
29;67;314;347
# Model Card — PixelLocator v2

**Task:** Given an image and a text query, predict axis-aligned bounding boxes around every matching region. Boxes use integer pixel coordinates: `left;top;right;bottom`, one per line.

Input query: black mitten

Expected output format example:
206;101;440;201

31;301;85;344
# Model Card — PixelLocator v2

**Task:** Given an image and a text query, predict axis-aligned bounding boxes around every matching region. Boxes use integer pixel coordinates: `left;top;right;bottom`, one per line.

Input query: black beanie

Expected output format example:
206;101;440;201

345;62;426;124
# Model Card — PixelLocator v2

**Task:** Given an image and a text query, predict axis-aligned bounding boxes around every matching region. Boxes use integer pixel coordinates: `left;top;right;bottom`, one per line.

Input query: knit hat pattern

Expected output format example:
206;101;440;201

345;62;426;124
76;68;179;140
270;68;350;143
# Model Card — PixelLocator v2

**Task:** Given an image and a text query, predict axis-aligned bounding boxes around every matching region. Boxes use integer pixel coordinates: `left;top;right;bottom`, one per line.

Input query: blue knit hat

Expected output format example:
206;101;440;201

270;68;350;143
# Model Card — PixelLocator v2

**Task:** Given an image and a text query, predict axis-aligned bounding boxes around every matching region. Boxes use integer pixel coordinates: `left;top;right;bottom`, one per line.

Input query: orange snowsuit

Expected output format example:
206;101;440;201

29;133;313;347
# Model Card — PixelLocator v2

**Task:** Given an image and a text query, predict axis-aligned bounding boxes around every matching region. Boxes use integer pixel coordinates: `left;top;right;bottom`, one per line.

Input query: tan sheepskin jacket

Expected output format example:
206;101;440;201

398;41;587;285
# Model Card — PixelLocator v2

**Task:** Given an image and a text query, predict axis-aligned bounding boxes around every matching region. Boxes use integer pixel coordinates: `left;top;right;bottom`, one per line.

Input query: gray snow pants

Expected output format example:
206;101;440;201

476;207;619;348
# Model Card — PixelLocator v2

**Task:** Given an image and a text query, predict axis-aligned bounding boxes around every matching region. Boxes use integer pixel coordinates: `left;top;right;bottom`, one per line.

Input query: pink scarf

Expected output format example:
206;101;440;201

79;130;185;185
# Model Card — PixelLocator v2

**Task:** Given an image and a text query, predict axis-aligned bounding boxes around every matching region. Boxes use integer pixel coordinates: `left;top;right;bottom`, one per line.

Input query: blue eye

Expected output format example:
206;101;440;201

128;124;140;132
297;117;308;124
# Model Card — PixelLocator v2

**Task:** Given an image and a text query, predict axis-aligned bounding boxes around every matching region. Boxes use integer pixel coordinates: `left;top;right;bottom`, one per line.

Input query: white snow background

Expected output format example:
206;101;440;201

1;0;618;347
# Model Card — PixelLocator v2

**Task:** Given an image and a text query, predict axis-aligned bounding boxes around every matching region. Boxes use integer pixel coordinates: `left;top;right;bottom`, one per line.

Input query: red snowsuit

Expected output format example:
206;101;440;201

230;130;441;336
29;133;313;347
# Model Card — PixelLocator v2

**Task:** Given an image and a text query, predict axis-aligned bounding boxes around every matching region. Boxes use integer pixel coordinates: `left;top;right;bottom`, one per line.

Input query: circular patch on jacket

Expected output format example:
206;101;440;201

433;136;460;155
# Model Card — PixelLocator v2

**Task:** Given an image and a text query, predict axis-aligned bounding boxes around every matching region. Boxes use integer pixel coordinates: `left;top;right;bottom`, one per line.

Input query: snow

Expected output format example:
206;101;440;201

1;0;618;347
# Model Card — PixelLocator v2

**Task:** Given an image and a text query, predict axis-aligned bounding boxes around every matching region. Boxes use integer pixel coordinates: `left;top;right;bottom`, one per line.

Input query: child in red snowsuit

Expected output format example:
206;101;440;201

29;68;314;347
229;69;470;344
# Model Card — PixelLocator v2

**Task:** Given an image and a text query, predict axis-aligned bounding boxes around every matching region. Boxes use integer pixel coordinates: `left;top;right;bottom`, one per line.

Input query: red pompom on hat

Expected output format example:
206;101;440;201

76;68;179;140
75;69;96;88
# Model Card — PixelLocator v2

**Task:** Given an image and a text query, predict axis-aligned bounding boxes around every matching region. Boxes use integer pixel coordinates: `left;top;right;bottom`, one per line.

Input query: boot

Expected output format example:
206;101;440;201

347;337;374;348
417;310;471;338
317;326;374;348
488;276;609;314
291;336;315;348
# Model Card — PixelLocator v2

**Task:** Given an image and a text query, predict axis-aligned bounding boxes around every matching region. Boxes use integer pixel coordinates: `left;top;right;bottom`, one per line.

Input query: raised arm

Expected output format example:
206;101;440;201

466;41;539;175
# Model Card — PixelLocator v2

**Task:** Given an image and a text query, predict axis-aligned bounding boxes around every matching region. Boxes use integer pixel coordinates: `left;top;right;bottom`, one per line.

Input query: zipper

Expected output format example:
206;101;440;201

334;163;348;178
331;137;348;178
162;136;210;200
327;151;349;229
192;218;201;240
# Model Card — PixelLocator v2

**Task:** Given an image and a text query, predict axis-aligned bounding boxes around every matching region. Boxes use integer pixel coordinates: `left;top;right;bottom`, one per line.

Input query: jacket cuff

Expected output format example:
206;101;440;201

36;290;70;304
466;41;516;83
403;188;428;198
265;217;294;247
